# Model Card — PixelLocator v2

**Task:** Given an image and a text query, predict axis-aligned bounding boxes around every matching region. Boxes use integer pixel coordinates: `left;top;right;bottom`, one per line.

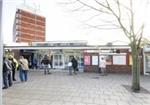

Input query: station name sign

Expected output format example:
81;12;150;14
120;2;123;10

32;42;87;47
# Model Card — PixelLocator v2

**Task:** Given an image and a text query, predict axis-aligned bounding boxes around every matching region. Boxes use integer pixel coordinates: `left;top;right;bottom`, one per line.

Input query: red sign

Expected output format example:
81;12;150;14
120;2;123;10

84;55;90;65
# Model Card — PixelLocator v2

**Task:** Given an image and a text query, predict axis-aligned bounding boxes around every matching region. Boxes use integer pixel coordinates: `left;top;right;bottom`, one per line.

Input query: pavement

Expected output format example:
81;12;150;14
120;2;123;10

2;70;150;105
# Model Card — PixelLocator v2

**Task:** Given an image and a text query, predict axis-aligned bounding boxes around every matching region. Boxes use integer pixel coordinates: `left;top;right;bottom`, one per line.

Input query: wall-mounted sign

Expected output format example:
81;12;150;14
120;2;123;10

113;56;126;65
144;45;150;52
84;55;90;65
129;55;132;65
92;56;98;65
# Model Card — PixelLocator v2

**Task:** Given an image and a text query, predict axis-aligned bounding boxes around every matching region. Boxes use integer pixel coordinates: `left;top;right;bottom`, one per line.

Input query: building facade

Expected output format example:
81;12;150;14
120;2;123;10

143;45;150;75
4;41;141;74
13;8;45;42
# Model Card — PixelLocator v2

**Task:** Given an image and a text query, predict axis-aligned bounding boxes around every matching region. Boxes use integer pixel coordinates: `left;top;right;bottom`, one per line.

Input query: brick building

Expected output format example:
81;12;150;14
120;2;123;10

13;8;45;42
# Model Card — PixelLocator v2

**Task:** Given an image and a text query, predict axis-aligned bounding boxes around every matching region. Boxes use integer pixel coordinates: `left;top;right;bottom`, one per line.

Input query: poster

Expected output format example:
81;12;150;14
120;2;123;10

92;56;98;65
84;55;90;65
113;56;126;65
129;55;132;65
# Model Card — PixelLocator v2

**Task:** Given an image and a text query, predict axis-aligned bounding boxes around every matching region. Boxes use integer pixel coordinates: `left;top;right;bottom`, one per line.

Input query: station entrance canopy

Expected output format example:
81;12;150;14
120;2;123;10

4;43;130;51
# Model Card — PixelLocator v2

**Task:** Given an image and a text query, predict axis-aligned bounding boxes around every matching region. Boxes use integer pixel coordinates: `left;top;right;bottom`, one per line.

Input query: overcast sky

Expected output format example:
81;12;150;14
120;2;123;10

2;0;150;45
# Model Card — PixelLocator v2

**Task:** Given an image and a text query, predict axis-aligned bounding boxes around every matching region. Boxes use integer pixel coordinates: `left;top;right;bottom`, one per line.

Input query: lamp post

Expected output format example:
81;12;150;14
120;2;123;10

0;0;3;104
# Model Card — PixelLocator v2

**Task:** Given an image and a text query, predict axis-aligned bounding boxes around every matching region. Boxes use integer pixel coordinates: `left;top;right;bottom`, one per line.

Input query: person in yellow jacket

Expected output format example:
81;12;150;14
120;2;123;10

13;58;18;70
8;55;18;81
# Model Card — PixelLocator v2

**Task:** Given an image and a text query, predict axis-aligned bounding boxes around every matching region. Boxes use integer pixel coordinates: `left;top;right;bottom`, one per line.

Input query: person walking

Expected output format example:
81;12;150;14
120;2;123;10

19;55;29;82
41;55;51;75
71;56;78;74
2;56;13;89
99;57;107;76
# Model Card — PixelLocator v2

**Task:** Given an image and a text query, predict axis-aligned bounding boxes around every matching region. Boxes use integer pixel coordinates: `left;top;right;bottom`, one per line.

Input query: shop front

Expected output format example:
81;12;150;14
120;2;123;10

83;49;132;73
18;49;85;71
5;41;134;73
143;45;150;75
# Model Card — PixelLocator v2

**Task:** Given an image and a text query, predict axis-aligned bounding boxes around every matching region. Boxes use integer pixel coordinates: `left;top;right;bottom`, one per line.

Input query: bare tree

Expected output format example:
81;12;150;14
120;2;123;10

60;0;150;91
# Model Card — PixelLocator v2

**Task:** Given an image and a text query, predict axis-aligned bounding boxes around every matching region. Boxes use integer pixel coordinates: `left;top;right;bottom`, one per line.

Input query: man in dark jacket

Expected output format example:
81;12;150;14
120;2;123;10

8;56;17;81
41;55;51;75
71;56;78;74
3;57;12;89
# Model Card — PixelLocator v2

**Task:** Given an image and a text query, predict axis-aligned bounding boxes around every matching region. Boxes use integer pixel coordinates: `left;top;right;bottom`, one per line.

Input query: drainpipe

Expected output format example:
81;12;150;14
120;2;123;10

0;0;3;104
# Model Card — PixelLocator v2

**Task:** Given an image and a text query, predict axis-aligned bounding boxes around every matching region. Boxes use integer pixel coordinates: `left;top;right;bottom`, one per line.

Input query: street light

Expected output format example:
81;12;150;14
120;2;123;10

0;0;3;104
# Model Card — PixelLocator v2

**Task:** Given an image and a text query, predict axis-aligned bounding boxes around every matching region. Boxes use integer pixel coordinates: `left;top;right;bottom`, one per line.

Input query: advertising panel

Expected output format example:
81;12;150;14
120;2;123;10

92;56;98;65
84;55;90;65
113;56;126;65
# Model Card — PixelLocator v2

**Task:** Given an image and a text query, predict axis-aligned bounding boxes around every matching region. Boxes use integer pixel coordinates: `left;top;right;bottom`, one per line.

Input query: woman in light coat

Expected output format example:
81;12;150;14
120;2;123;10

19;55;29;82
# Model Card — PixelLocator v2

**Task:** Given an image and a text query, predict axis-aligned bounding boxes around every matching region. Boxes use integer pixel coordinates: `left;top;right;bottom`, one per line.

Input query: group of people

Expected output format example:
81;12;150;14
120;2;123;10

3;54;53;89
40;55;79;75
68;56;107;76
2;55;29;89
2;54;107;89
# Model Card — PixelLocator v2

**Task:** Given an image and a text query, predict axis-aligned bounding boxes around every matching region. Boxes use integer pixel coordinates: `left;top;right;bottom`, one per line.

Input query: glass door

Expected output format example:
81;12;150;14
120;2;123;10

53;54;64;69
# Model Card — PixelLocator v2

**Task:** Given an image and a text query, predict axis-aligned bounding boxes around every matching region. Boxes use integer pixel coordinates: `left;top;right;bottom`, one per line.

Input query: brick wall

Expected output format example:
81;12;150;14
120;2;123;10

106;65;132;74
83;49;144;74
14;9;45;42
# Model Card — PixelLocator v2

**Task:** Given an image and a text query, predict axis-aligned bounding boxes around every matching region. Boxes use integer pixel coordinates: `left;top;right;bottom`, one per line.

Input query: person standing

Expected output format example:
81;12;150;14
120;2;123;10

99;57;107;76
71;56;78;74
41;55;51;75
68;58;72;75
33;58;37;69
19;55;29;82
2;56;13;89
8;55;18;81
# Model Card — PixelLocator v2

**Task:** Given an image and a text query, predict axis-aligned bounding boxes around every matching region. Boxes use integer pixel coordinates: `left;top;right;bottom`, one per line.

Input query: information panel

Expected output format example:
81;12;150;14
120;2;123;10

92;56;98;65
113;56;126;65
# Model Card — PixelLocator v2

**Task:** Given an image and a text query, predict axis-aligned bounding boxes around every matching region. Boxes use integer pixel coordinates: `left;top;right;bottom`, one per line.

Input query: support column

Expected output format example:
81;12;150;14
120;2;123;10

0;0;3;104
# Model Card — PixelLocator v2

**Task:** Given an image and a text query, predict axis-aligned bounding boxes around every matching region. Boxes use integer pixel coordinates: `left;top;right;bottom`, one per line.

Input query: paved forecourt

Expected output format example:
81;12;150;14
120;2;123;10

2;70;150;105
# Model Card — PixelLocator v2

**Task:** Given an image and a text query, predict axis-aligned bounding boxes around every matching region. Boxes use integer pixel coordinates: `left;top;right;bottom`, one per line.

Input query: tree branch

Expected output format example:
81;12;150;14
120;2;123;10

94;0;108;9
77;0;131;39
58;0;78;5
137;24;144;48
116;0;121;18
130;0;135;38
105;2;131;39
70;5;85;12
85;23;120;30
76;0;110;14
83;14;101;22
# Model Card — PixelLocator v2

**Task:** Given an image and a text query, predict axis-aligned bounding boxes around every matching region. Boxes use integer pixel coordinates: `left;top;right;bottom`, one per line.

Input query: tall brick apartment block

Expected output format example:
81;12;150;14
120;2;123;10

13;8;45;42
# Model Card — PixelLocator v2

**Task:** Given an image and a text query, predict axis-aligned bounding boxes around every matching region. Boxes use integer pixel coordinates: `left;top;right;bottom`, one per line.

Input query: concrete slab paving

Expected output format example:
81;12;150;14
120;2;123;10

2;70;150;105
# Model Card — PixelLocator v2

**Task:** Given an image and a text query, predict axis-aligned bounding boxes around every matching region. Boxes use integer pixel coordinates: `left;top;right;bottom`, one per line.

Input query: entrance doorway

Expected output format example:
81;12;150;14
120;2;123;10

53;54;64;69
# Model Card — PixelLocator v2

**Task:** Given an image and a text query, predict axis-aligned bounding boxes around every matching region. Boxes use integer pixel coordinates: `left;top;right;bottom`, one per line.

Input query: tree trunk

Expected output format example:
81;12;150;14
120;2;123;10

131;45;140;92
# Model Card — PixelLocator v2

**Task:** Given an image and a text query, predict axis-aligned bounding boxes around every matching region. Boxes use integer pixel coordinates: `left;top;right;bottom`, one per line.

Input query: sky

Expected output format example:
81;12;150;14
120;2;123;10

2;0;150;45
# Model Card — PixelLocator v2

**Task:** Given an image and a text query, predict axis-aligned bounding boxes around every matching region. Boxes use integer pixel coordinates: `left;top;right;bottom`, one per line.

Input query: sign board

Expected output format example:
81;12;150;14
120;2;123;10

92;56;98;65
144;45;150;52
84;55;90;65
113;56;126;65
129;55;132;65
